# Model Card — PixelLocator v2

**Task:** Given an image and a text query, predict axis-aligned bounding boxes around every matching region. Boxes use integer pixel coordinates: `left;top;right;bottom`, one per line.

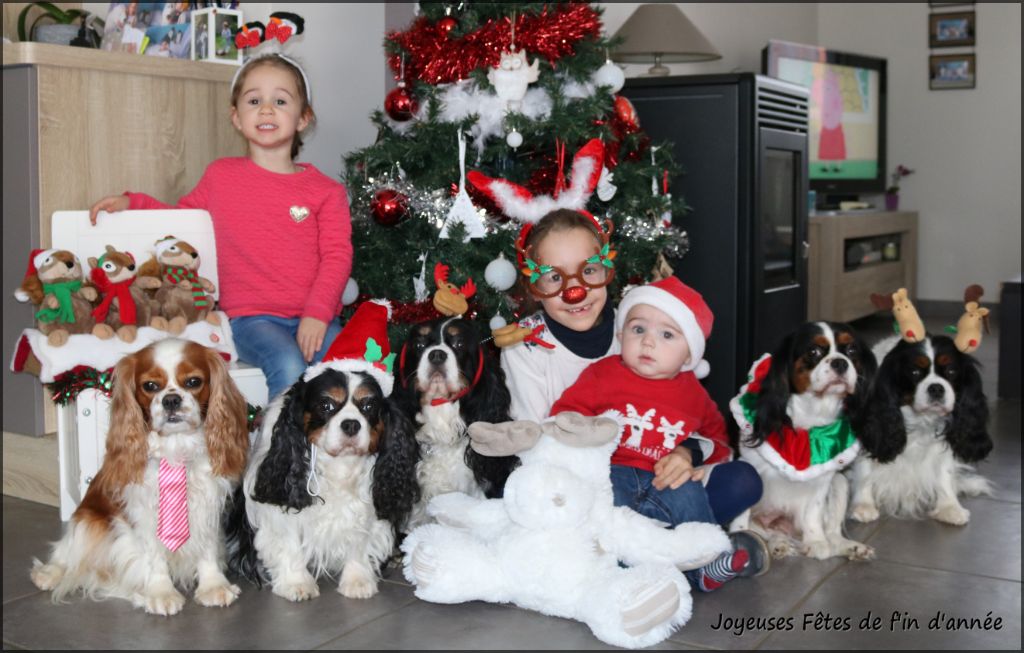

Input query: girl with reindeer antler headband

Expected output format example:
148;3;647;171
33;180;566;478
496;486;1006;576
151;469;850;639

88;11;356;401
467;139;620;423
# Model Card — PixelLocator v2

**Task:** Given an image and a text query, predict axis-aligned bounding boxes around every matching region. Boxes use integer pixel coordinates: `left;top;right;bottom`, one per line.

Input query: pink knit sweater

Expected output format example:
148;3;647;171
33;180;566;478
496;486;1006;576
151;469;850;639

127;157;353;323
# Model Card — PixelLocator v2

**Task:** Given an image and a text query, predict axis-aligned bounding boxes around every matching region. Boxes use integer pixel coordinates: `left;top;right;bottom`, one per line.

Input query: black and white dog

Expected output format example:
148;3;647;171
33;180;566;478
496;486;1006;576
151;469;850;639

732;321;877;560
849;334;993;525
227;366;419;601
393;316;518;530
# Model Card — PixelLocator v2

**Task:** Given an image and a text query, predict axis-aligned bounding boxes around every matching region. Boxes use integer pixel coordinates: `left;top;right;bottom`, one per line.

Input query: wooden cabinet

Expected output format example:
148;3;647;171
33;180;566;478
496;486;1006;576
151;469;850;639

3;42;246;438
808;211;919;323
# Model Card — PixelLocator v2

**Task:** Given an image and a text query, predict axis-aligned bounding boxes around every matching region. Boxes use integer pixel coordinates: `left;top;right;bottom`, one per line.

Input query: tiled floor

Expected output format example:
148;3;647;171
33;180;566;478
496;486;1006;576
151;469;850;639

3;313;1020;650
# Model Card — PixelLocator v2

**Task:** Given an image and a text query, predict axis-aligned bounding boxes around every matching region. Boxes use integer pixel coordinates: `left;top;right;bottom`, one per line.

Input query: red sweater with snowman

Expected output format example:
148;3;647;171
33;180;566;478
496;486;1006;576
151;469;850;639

550;356;732;472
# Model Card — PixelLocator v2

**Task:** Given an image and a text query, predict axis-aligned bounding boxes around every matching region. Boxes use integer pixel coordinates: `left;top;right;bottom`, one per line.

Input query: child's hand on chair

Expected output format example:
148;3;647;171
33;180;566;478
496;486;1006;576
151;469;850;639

653;446;705;491
89;195;130;225
297;316;327;363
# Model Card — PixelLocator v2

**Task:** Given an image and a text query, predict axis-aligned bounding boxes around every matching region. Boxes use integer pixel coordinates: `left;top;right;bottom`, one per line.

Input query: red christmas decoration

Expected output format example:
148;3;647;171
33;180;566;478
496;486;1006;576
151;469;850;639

613;95;639;133
384;84;418;121
370;189;410;226
437;16;458;35
387;4;601;85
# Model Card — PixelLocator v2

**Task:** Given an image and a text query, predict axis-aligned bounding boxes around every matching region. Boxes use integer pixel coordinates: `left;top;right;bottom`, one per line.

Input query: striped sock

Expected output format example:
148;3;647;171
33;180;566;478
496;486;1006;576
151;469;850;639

697;549;749;592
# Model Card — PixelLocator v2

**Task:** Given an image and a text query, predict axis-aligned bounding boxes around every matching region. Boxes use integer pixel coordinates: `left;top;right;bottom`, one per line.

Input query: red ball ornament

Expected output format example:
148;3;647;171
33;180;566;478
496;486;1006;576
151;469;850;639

385;84;418;122
614;95;639;133
370;189;410;226
437;16;458;35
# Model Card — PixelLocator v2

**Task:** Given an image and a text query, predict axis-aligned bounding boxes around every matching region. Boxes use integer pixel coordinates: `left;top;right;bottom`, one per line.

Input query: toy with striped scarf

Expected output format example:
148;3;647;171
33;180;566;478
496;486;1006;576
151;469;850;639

138;236;220;335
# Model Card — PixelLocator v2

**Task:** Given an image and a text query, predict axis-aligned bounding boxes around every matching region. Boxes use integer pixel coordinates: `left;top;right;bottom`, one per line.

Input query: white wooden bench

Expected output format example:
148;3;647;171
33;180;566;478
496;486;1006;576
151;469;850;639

49;210;268;520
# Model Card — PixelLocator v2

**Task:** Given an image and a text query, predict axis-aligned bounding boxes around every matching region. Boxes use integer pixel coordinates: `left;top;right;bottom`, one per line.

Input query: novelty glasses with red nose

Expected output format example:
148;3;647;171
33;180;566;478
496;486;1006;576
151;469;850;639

517;220;617;303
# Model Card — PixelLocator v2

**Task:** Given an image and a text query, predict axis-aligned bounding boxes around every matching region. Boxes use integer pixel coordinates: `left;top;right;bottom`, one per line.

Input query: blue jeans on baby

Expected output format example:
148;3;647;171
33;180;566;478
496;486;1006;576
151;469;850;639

231;315;344;401
610;461;763;591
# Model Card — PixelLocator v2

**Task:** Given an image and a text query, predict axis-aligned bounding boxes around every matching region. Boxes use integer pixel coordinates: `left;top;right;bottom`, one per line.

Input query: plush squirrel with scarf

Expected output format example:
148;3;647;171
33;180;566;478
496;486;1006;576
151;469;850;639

88;245;166;342
14;249;100;347
138;236;219;335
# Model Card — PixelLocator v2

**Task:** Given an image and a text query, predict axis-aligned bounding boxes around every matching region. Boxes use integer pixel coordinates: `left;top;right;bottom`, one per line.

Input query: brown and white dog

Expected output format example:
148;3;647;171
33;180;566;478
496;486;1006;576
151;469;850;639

731;321;877;561
30;338;250;615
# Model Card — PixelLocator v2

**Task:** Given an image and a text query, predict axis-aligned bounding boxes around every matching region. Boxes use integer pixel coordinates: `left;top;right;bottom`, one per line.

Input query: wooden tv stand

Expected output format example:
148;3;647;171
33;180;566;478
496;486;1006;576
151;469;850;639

808;210;919;323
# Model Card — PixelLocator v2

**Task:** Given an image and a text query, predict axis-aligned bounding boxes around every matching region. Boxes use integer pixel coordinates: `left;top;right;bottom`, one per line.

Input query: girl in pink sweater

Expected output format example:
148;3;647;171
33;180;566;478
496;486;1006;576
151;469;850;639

90;54;353;399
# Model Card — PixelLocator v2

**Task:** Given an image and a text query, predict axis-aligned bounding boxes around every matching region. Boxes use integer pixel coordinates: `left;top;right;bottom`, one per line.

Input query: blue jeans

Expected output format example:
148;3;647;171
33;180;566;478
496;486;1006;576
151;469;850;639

610;461;763;591
231;315;344;401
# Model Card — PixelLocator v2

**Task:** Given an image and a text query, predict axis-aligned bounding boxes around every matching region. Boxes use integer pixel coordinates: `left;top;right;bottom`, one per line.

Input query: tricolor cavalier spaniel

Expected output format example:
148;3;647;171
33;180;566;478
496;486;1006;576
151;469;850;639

30;339;250;615
732;321;877;561
227;366;419;601
849;334;993;525
393;316;518;530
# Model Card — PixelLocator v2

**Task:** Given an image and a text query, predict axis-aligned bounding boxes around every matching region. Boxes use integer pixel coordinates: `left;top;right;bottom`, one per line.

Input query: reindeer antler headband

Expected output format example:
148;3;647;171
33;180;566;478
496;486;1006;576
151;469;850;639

466;138;610;267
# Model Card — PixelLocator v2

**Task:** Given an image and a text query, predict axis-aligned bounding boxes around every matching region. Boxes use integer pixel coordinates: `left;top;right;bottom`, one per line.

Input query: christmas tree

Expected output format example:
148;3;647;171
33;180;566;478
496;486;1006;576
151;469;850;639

342;2;688;341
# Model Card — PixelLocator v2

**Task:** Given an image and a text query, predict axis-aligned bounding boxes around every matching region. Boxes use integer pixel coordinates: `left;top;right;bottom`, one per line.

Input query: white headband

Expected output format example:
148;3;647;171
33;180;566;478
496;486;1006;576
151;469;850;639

230;53;312;104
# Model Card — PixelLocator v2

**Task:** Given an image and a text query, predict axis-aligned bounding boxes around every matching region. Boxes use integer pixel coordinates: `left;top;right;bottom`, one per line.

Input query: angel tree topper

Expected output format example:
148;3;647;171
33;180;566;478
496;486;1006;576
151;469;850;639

487;48;540;109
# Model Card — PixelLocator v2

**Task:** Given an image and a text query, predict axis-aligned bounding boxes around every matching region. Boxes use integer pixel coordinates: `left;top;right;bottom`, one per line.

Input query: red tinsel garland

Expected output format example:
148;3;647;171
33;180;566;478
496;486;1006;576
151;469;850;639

388;4;602;85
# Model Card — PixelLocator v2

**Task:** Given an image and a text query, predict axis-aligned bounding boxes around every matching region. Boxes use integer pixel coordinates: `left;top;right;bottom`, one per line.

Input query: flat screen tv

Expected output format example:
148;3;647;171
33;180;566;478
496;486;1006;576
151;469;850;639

762;39;887;203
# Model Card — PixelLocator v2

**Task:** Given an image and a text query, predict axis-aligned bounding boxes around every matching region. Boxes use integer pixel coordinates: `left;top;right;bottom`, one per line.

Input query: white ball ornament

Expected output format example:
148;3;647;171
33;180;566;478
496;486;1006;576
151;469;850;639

342;278;360;305
484;253;518;291
593;60;625;93
489;315;508;330
506;129;523;149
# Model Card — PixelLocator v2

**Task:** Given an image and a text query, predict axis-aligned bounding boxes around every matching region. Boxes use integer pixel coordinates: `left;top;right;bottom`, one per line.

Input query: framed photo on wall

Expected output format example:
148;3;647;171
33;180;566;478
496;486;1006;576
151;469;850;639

928;11;976;48
929;53;976;90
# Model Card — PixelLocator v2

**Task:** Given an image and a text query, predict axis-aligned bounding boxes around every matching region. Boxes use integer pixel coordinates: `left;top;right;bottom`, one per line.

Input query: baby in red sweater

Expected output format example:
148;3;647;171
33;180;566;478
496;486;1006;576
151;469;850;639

551;276;768;592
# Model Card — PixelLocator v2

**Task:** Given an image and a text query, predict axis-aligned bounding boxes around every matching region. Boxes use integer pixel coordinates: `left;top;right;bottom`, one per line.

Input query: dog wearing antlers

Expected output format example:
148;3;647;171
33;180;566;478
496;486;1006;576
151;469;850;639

849;286;994;525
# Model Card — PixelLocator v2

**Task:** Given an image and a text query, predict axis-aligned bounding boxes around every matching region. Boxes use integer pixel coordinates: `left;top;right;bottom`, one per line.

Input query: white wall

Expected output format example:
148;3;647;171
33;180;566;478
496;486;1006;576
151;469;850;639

818;3;1021;301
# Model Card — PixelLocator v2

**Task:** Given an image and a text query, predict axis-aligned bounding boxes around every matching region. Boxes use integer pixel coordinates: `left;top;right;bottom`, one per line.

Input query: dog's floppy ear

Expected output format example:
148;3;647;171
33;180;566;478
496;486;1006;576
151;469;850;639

201;345;250;481
750;334;794;446
103;350;150;486
371;397;421;531
852;346;907;463
461;340;512;425
251;380;316;510
944;353;992;463
843;330;878;421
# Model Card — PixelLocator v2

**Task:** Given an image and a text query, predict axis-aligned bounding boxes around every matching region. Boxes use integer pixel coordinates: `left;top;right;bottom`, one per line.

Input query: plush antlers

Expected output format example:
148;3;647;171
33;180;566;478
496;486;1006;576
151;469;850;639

871;287;926;343
432;262;476;317
951;284;989;354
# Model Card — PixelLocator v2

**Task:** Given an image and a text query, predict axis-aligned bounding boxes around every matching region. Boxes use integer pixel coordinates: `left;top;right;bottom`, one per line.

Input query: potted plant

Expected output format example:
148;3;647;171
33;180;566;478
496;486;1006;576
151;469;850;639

17;2;104;48
885;164;914;211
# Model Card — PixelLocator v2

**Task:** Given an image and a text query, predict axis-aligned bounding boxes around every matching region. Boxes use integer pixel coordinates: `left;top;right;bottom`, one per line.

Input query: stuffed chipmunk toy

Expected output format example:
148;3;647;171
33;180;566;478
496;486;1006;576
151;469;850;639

14;249;101;347
89;245;166;342
138;236;219;335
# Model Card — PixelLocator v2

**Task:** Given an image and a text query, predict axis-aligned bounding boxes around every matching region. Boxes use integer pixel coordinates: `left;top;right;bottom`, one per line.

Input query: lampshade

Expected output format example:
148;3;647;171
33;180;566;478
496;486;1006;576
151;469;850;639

611;4;721;75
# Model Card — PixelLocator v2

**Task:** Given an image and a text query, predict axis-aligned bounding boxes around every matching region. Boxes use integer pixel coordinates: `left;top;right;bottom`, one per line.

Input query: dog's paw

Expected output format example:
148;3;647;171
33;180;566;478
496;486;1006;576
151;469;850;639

195;581;241;608
849;502;880;523
620;578;680;638
273;575;320;602
800;540;833;560
768;535;797;559
30;562;65;591
339;565;378;600
842;541;875;561
141;588;187;616
931;503;970;526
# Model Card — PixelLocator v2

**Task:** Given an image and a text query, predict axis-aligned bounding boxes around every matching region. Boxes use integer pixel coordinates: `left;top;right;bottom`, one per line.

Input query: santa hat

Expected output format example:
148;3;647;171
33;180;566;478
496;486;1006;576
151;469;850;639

302;300;396;395
14;249;59;302
615;276;714;379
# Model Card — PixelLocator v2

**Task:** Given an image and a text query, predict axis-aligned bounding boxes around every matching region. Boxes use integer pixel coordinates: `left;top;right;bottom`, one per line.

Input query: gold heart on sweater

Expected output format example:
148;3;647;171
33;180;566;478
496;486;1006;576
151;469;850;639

289;206;310;223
